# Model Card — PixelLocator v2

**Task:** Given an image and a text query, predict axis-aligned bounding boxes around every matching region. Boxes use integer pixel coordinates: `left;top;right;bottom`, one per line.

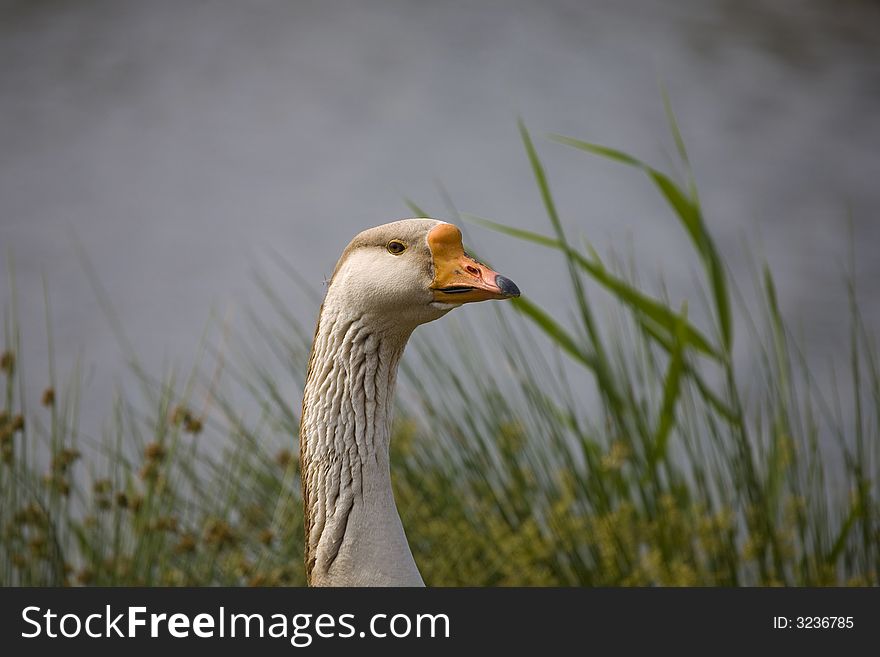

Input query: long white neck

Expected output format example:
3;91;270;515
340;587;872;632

299;303;424;586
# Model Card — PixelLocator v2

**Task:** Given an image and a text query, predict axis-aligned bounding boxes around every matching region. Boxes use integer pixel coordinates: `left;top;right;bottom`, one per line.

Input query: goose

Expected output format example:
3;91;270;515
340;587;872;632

299;218;520;586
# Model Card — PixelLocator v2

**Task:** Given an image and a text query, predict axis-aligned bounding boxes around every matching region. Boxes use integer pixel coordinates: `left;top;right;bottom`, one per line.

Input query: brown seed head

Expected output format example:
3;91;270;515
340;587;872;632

92;479;111;494
144;442;166;462
275;449;292;468
77;568;95;585
175;533;197;554
183;416;203;435
11;415;24;432
41;388;55;407
0;351;14;375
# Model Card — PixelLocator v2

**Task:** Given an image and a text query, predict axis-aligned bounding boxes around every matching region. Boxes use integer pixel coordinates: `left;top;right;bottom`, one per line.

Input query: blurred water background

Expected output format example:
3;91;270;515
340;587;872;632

2;0;879;440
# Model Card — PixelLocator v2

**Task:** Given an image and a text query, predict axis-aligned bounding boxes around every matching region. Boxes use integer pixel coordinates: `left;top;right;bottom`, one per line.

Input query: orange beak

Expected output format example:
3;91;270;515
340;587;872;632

427;223;520;303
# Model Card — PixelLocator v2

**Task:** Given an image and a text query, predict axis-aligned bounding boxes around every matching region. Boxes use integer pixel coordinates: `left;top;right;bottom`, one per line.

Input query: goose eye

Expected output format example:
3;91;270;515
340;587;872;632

386;240;407;255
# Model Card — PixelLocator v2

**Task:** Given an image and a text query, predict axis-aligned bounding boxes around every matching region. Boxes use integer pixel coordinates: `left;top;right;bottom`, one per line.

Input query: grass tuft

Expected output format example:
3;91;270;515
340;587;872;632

1;112;877;586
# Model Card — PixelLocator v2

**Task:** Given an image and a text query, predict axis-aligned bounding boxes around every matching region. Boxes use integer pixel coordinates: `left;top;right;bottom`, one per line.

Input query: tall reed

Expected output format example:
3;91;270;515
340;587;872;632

1;111;877;585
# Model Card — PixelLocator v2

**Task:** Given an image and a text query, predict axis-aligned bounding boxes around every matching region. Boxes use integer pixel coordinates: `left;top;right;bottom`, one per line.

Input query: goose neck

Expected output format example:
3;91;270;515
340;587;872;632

300;307;423;586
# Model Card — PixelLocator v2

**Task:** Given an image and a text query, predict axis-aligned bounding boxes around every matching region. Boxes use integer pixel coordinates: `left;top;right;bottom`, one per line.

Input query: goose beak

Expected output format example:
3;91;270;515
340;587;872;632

428;223;521;304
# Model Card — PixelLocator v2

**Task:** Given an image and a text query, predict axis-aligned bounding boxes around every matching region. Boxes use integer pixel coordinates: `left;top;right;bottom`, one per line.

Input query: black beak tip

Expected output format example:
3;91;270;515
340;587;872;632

495;275;521;298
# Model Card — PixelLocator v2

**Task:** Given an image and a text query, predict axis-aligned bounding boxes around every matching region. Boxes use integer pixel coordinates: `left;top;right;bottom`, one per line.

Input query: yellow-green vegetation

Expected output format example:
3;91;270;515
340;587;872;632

2;113;878;586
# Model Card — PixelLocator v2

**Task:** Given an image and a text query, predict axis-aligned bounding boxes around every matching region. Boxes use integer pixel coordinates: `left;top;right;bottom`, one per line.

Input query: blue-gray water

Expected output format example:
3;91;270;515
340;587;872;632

2;0;879;440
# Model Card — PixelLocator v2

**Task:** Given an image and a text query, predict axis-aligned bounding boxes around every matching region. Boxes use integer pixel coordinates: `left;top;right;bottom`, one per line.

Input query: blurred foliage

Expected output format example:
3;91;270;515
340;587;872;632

2;113;878;586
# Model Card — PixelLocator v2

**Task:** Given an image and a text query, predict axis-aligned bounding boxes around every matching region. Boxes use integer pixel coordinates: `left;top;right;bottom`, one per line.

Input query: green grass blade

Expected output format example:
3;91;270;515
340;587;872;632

635;316;737;422
519;120;622;411
467;213;720;360
584;249;719;359
709;254;733;353
650;303;688;466
520;121;567;242
827;498;861;565
662;92;688;167
549;135;641;167
508;297;596;372
465;214;560;249
551;132;733;352
645;169;701;242
404;197;430;218
660;84;701;205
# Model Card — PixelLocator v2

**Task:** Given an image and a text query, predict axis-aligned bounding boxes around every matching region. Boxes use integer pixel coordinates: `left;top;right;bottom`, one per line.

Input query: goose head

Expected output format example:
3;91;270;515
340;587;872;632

302;217;520;585
325;218;520;330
